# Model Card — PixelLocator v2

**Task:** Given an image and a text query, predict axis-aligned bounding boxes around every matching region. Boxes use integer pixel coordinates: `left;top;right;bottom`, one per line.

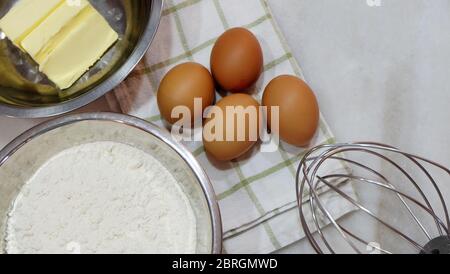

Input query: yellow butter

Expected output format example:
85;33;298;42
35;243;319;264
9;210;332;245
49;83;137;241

21;0;89;58
38;5;118;89
0;0;62;47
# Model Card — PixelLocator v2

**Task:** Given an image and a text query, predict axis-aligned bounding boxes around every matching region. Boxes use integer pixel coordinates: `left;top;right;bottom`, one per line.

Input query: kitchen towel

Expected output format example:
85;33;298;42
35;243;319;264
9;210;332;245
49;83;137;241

106;0;357;254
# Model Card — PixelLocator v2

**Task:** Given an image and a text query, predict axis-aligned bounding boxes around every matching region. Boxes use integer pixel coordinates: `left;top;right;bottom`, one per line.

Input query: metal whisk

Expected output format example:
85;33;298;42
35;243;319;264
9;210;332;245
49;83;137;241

297;142;450;254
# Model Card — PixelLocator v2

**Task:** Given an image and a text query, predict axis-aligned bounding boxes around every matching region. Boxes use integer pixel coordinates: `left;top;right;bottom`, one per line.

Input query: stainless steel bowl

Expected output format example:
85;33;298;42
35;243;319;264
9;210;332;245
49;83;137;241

0;113;223;254
0;0;162;118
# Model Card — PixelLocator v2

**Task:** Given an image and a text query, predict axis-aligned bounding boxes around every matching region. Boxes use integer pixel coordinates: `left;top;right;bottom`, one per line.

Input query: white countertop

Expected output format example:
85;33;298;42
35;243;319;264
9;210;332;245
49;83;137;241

1;0;449;254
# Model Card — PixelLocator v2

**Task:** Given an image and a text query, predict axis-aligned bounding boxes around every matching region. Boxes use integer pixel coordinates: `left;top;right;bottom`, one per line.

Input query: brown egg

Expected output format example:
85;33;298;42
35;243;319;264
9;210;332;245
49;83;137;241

262;75;320;147
157;62;215;125
203;94;261;161
211;28;263;93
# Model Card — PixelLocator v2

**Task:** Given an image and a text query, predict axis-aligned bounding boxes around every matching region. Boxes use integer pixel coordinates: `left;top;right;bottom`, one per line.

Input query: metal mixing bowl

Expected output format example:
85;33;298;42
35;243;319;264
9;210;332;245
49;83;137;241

0;113;223;254
0;0;162;118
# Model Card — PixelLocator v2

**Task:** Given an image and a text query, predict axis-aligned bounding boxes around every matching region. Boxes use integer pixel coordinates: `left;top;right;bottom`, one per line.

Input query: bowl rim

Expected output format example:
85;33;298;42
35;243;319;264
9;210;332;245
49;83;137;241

0;112;223;254
0;0;163;119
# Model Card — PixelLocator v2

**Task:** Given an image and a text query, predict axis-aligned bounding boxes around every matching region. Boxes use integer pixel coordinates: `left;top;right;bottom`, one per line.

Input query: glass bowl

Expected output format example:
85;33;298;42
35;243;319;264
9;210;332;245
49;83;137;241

0;112;222;254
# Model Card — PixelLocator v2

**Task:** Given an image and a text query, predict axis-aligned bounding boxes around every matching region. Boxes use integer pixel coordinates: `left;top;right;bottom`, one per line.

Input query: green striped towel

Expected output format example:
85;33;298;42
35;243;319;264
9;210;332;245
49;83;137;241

106;0;357;254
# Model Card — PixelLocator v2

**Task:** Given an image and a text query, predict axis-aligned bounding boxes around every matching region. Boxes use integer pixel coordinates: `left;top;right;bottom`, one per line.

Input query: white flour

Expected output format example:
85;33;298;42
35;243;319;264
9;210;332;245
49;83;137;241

5;141;197;254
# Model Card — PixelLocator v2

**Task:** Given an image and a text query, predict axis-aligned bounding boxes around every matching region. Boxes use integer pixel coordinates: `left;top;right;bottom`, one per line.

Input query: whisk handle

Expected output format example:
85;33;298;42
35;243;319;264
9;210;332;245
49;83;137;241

420;236;450;254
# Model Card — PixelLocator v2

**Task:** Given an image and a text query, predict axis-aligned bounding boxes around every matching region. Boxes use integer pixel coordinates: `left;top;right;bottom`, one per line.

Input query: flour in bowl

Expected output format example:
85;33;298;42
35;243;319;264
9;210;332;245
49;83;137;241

5;141;197;254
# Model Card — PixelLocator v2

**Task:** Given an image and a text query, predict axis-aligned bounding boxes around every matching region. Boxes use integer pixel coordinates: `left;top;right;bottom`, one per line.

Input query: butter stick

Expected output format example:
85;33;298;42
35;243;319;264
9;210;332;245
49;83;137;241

21;0;89;58
0;0;62;47
37;5;118;89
